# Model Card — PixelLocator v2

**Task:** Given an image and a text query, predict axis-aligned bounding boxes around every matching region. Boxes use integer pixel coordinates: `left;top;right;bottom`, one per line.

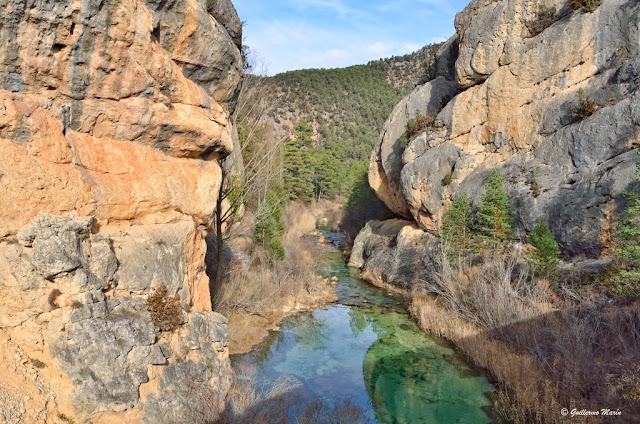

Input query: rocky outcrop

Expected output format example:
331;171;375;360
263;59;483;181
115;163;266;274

2;214;232;423
369;0;640;256
0;0;243;237
348;219;437;290
0;0;243;422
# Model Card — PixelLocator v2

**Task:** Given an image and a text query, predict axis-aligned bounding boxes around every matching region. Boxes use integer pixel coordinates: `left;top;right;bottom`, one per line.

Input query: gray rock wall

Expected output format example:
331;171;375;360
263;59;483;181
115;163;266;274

368;0;640;257
1;215;232;423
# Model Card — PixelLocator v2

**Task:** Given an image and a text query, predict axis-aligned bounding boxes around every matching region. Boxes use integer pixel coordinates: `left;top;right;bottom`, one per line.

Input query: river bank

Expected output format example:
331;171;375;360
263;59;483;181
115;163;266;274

346;220;640;423
231;233;496;423
223;201;344;355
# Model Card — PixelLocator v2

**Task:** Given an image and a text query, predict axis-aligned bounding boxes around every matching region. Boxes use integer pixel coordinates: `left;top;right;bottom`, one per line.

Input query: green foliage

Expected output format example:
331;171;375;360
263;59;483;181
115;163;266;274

442;172;453;186
573;88;597;120
569;0;601;12
407;110;435;137
340;161;391;240
267;45;443;200
441;194;474;254
476;169;512;244
147;284;181;332
284;119;316;202
611;154;640;298
254;190;287;260
400;110;436;147
527;218;561;277
525;166;542;197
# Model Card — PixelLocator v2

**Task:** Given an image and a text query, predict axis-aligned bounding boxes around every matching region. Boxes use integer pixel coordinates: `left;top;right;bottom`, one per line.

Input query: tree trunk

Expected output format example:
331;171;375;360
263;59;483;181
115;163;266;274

212;164;226;307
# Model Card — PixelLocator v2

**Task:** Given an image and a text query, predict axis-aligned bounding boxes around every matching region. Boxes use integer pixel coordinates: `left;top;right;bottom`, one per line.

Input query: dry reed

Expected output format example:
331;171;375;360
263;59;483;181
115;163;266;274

410;245;640;423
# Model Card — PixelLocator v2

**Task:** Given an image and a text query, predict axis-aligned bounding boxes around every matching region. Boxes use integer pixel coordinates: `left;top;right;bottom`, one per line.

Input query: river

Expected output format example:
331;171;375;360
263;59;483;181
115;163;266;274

231;231;495;423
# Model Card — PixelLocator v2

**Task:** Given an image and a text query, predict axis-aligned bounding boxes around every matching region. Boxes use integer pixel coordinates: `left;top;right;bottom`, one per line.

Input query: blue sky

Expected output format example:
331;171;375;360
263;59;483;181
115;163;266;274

232;0;470;75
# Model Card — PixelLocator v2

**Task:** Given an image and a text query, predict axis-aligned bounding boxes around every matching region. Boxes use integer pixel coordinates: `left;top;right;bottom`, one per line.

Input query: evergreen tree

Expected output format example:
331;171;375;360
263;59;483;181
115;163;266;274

612;154;640;298
441;193;474;254
339;160;390;240
284;119;315;201
476;169;512;244
527;218;560;277
254;190;286;260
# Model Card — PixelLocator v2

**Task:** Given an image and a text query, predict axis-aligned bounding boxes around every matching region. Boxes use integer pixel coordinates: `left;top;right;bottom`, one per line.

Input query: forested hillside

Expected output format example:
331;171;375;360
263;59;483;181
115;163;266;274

261;44;441;201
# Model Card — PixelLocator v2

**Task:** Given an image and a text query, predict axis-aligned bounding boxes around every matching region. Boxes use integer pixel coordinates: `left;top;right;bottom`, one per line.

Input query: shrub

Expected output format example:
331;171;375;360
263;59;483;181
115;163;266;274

573;88;596;120
476;169;512;244
253;191;287;261
611;152;640;298
147;284;182;332
406;110;435;137
31;358;46;369
524;166;541;197
527;218;561;277
525;5;556;37
442;172;453;186
569;0;601;12
206;0;215;14
48;289;62;309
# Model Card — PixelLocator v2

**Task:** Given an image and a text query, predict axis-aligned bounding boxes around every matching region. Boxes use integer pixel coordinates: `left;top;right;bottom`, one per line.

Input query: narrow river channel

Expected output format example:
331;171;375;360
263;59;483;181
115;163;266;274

231;231;495;423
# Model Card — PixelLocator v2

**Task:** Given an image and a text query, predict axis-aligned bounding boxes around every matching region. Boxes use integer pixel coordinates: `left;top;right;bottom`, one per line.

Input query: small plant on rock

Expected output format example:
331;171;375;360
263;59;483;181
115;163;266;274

206;0;215;14
526;5;556;37
31;358;46;369
48;289;62;309
569;0;601;12
573;88;596;120
147;284;182;332
442;172;453;186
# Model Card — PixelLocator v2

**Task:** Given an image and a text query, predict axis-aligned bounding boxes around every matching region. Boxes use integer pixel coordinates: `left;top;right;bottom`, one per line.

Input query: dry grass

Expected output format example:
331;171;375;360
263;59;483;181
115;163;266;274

184;362;366;424
410;247;640;423
213;236;323;317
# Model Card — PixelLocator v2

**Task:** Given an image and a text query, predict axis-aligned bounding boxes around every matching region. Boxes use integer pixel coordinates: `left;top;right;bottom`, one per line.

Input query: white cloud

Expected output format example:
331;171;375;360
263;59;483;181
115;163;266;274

236;0;464;74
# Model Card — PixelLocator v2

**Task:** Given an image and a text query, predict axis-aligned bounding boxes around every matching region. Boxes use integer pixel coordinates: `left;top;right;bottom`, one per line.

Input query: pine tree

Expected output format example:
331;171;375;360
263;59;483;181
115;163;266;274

476;169;512;244
441;193;474;254
527;218;560;277
254;190;287;260
284;119;315;202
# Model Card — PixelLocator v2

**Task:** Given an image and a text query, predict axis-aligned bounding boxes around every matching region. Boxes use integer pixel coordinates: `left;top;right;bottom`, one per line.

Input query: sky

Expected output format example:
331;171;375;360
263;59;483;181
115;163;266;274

232;0;471;75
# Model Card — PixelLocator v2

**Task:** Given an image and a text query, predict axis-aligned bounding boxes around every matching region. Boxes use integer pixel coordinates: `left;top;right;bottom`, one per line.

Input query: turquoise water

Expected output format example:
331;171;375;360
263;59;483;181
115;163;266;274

231;233;495;423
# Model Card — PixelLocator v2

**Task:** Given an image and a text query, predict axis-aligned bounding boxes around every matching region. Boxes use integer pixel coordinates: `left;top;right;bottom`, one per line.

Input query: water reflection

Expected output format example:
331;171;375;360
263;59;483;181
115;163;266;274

231;240;494;423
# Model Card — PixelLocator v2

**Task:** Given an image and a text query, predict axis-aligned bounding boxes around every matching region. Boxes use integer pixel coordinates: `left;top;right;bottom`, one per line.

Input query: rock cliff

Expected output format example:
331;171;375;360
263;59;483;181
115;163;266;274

0;0;243;422
369;0;640;257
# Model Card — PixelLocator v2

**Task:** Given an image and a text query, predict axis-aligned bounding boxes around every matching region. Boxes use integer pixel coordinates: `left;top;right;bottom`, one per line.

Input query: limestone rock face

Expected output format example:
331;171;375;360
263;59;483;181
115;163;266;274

2;215;232;423
369;0;640;256
348;219;437;289
0;0;243;421
0;0;243;237
368;76;461;218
